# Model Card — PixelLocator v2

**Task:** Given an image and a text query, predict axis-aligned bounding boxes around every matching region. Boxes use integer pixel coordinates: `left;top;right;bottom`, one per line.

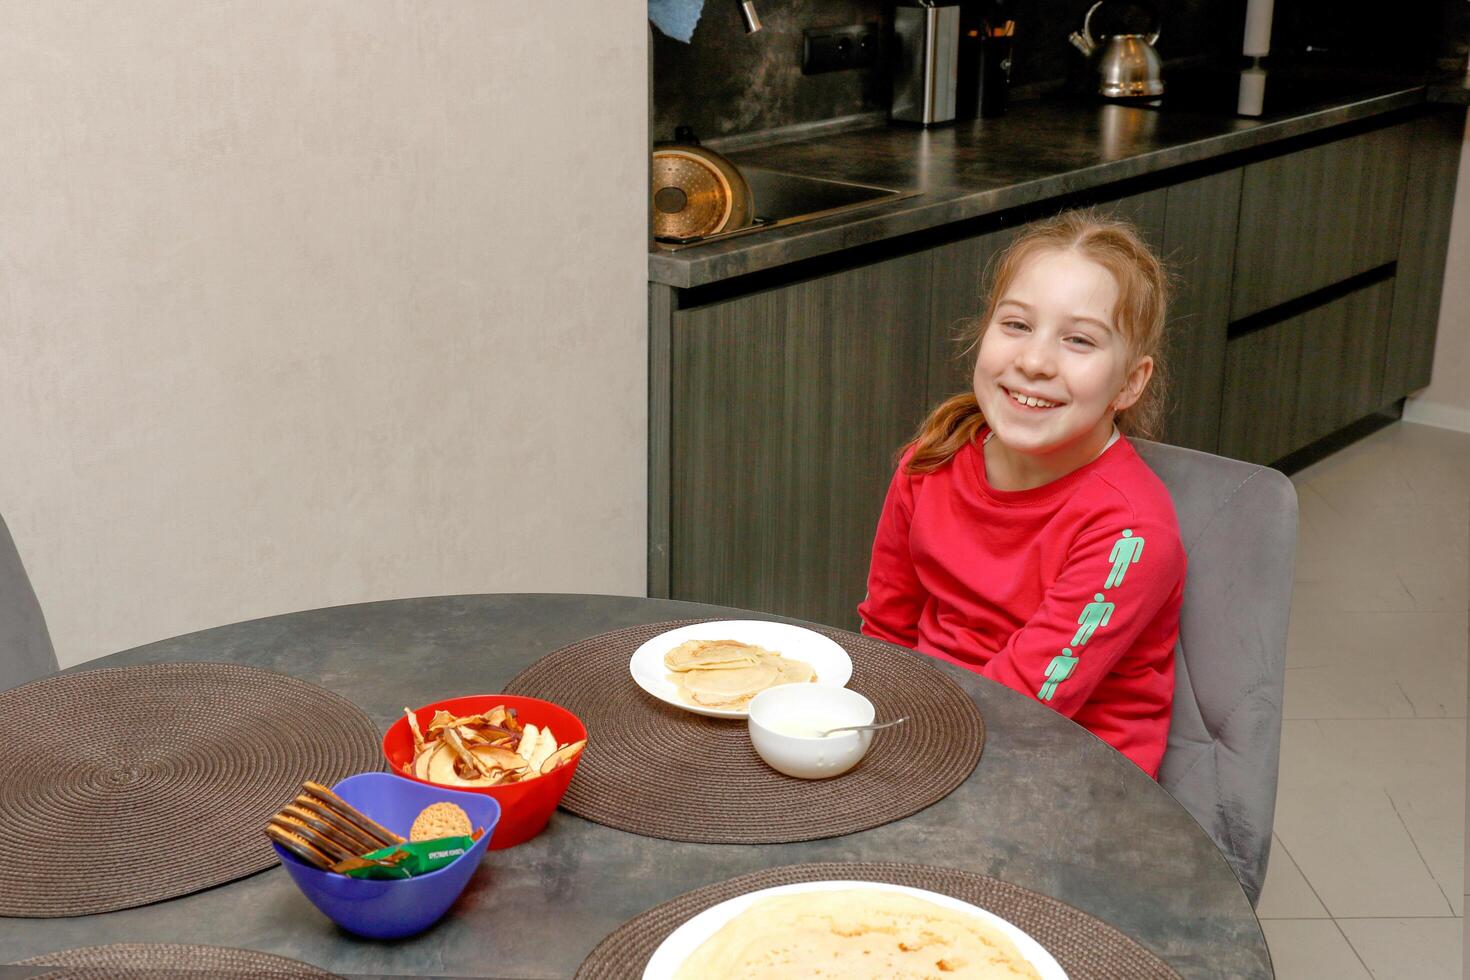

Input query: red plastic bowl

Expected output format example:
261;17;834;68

383;694;587;849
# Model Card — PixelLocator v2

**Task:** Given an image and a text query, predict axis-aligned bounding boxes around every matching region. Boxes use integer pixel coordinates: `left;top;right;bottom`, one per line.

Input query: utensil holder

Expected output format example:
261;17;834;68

958;32;1013;121
977;35;1013;118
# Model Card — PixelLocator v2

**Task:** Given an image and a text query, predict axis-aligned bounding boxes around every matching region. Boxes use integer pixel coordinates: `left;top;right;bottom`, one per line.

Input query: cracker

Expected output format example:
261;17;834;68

409;801;473;842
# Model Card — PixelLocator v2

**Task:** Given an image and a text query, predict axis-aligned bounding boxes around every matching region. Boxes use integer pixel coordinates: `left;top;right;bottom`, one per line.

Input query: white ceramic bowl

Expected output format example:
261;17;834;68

747;685;875;779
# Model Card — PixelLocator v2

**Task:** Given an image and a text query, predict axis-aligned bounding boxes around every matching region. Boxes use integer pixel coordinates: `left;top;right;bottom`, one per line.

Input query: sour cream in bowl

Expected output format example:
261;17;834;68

747;685;875;779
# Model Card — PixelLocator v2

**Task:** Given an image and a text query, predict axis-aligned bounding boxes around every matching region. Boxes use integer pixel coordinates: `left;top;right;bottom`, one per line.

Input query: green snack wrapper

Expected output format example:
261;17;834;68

337;836;475;880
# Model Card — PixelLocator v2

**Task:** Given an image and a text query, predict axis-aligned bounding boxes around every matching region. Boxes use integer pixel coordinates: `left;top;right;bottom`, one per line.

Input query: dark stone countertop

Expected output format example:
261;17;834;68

650;84;1432;289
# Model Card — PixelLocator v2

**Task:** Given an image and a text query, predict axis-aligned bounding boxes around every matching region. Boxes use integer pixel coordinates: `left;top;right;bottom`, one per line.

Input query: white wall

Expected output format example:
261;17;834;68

0;1;648;667
1405;113;1470;432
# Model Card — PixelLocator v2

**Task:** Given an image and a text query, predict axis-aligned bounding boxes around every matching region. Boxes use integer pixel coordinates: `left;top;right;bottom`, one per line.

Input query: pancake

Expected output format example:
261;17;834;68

774;656;816;685
665;639;764;672
663;639;816;709
676;659;782;707
672;888;1044;980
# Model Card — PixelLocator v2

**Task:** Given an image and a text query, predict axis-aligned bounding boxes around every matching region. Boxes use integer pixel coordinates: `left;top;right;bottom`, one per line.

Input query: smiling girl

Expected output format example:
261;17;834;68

858;210;1185;778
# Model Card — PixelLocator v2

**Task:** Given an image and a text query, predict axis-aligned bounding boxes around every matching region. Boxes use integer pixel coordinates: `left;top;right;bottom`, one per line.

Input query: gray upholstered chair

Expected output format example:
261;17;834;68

1;511;58;691
1133;439;1298;907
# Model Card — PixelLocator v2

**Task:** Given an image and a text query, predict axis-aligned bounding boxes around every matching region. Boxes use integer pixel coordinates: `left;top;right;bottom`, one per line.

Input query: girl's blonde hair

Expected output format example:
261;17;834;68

905;208;1171;475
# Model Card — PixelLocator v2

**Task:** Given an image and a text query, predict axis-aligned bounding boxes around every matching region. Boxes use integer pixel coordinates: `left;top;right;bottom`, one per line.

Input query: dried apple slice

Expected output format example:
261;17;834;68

517;724;540;762
458;725;491;745
404;708;426;754
424;711;461;741
412;739;441;781
442;726;498;779
529;728;558;772
539;739;586;775
422;742;461;784
471;744;530;773
426;741;484;786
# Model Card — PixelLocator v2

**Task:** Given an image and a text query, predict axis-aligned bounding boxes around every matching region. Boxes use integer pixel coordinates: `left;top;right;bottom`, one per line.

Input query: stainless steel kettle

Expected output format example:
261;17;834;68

1068;0;1164;98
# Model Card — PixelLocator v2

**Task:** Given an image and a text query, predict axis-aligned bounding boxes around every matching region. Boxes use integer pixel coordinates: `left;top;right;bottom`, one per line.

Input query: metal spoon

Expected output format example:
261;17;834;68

817;716;909;738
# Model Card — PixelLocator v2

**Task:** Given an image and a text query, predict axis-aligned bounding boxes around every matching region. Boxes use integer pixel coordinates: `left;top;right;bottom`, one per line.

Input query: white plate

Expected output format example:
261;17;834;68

629;620;852;719
642;879;1067;980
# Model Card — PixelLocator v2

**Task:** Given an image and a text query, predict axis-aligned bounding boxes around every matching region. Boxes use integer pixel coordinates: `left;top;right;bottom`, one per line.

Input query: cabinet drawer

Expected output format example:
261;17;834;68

1231;125;1409;320
1219;277;1395;465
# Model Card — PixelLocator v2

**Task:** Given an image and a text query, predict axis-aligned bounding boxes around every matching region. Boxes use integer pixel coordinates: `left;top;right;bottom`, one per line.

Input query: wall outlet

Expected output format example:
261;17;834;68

802;24;883;75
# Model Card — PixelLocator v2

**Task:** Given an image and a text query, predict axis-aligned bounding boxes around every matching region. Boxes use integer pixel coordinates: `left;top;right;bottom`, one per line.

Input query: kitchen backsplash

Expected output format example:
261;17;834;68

653;0;1451;143
653;0;886;143
653;0;1237;142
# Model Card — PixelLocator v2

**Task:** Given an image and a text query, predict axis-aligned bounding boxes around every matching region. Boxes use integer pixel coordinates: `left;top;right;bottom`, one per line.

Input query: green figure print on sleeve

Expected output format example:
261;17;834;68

1072;593;1115;646
1034;528;1150;703
1105;529;1145;588
1038;650;1079;701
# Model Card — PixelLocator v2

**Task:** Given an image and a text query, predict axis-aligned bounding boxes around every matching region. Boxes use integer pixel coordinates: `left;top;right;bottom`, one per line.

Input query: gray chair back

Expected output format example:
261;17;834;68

0;511;58;691
1132;439;1297;906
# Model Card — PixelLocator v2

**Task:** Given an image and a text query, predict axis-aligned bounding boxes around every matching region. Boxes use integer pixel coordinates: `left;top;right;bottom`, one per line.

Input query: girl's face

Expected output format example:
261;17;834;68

972;248;1152;486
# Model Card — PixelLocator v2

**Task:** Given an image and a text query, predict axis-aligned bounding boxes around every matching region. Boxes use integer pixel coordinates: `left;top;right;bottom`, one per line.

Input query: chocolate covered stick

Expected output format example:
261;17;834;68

292;796;382;853
265;824;334;870
270;815;356;864
302;781;405;845
280;805;371;858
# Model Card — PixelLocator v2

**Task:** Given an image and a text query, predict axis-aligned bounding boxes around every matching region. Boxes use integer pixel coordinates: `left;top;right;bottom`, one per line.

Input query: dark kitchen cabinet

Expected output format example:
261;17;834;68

1384;110;1463;400
1159;168;1242;454
1220;278;1396;465
666;254;933;630
1098;188;1169;245
1230;123;1411;320
1217;314;1302;466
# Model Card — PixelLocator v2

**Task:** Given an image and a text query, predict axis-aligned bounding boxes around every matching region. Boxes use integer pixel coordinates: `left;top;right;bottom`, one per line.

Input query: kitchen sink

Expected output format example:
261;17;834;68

743;168;907;221
654;167;912;249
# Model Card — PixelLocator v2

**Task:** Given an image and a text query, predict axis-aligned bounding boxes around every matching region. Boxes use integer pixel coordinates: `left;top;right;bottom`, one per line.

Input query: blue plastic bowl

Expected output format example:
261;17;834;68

271;771;500;939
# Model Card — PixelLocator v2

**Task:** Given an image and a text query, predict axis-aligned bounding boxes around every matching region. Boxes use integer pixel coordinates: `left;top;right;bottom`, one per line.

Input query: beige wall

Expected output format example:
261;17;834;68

1405;113;1470;431
0;2;648;667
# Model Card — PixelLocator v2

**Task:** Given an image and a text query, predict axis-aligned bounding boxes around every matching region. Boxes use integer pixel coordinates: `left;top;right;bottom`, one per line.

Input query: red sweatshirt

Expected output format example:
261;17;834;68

858;429;1184;777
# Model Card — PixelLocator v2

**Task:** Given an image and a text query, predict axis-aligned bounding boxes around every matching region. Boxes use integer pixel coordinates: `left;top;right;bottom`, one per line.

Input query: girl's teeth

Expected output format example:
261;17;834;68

1009;390;1057;409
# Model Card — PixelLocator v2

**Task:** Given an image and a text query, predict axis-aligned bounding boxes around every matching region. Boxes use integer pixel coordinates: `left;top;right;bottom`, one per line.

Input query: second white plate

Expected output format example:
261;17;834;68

641;878;1067;979
628;620;852;719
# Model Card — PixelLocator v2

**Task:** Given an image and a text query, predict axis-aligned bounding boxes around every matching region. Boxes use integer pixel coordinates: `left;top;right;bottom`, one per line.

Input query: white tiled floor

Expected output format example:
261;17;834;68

1253;421;1469;979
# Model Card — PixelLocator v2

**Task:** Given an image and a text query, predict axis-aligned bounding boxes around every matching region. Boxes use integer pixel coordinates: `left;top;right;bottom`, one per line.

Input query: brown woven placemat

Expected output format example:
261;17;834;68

502;619;983;843
0;662;384;917
576;861;1182;980
13;943;337;978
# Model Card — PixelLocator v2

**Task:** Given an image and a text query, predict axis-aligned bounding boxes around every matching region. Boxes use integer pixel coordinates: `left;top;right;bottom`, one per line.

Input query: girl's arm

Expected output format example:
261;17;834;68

857;460;925;647
980;519;1185;715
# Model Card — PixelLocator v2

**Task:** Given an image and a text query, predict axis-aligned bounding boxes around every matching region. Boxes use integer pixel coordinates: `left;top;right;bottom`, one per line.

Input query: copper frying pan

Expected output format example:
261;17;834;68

651;137;753;241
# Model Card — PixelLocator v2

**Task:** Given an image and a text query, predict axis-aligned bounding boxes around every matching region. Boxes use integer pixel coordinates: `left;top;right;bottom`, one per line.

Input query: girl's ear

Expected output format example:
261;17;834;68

1112;356;1154;412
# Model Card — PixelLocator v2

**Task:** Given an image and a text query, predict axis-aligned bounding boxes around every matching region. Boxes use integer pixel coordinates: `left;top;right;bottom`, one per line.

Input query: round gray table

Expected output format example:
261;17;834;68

0;594;1271;979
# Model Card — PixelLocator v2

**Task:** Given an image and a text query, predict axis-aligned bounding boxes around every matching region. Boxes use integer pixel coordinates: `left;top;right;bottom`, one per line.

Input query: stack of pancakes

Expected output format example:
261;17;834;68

664;639;815;709
673;889;1044;979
